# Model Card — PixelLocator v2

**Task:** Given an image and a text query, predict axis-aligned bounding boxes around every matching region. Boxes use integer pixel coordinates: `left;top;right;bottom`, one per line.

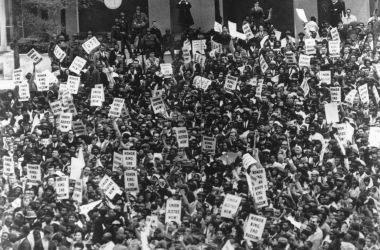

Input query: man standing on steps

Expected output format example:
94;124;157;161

330;0;346;27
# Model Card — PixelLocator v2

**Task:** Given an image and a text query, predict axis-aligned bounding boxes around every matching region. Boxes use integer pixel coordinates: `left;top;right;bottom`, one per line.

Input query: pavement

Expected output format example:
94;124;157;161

0;51;51;90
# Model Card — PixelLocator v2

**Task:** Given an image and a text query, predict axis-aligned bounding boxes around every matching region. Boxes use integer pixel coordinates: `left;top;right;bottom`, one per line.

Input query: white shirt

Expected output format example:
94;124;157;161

342;14;357;24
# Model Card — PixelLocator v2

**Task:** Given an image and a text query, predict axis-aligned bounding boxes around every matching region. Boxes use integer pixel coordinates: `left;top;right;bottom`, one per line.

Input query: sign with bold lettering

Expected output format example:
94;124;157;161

27;164;41;182
13;68;23;86
221;194;242;219
160;63;173;75
192;39;206;56
358;84;369;105
26;48;43;64
224;75;238;92
124;170;139;192
253;184;268;208
150;97;166;114
260;54;268;73
329;40;340;57
35;73;49;91
345;89;357;106
122;150;137;168
109;98;125;118
242;153;257;169
68;75;80;94
69;56;87;75
319;71;331;85
305;39;316;55
82;37;101;54
50;101;62;116
90;88;103;106
99;175;122;199
54;45;67;62
2;156;14;176
174;127;189;148
202;136;216;154
165;199;181;225
72;120;87;136
18;82;30;102
72;180;83;204
244;214;267;241
243;23;254;40
330;87;341;103
56;176;69;200
331;27;340;41
59;113;72;132
299;54;311;68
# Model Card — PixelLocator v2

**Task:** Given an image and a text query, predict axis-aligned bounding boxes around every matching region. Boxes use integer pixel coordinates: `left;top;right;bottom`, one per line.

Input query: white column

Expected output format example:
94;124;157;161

0;0;7;51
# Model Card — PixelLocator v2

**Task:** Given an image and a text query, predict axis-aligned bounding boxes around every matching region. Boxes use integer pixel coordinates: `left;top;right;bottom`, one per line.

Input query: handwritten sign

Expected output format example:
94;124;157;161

69;56;87;75
221;194;242;219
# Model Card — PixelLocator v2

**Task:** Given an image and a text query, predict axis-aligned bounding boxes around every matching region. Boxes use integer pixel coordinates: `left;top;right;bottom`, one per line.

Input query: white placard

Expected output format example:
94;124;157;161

331;27;340;41
194;76;212;91
243;23;254;40
369;127;380;148
194;52;206;67
67;75;80;94
94;84;105;101
124;170;139;192
224;75;238;92
255;80;263;98
18;82;30;102
174;127;189;148
50;100;62;116
244;214;267;241
150;97;166;114
165;199;181;225
72;180;83;204
305;38;316;55
27;164;41;182
296;8;308;23
56;176;69;200
109;98;125;118
221;194;242;219
330;87;341;103
122;150;137;168
2;156;14;176
299;54;311;68
82;36;101;54
99;175;122;199
202;136;216;154
59;113;72;132
345;89;357;106
13;68;23;86
285;52;297;65
373;86;380;104
160;63;173;75
358;84;369;105
191;39;206;56
242;153;257;169
228;21;237;38
69;56;87;75
54;45;67;62
253;184;268;208
90;88;103;107
319;71;331;85
72;120;87;136
182;48;192;64
112;152;123;172
251;168;268;190
300;78;310;97
26;48;43;64
324;103;339;124
214;22;223;33
35;72;49;91
260;54;268;73
329;40;340;56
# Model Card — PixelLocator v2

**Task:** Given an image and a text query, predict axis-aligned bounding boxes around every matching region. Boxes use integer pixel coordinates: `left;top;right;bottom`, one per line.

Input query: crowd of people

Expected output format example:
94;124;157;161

1;0;380;249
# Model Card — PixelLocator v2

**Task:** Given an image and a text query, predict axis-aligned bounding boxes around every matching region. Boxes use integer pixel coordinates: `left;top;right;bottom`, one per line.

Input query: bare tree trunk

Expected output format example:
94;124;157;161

12;0;21;69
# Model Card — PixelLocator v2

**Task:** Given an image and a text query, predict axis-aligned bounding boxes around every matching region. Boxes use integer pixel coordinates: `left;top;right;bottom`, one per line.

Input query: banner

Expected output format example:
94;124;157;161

330;87;341;103
13;68;23;86
69;56;87;75
90;88;103;106
244;214;267;241
324;103;339;124
122;150;137;169
35;72;49;91
68;75;80;94
299;54;311;68
305;39;316;55
319;71;331;85
160;63;173;75
150;97;166;114
54;45;67;62
174;127;189;148
165;199;181;225
221;194;242;219
82;36;101;54
56;176;69;200
18;82;30;102
224;75;238;92
202;136;216;154
26;49;43;64
124;170;139;192
27;164;41;182
358;84;369;105
59;113;72;132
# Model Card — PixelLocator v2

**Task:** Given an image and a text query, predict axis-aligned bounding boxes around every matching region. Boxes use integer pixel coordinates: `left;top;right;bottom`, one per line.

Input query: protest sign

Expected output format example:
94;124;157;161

324;103;339;124
358;84;369;105
255;81;263;98
182;48;192;64
69;56;87;75
211;40;223;53
253;184;268;208
214;21;223;33
18;82;30;102
194;76;212;91
192;39;206;56
330;87;341;103
165;199;182;225
67;75;80;94
300;78;310;97
224;75;238;92
194;52;206;67
305;39;316;55
285;52;297;65
150;97;166;114
124;170;139;192
82;36;101;54
329;40;340;56
331;27;340;41
26;48;43;64
27;164;41;182
2;156;14;176
94;84;105;101
90;88;103;106
373;86;380;104
242;153;258;169
221;194;242;219
13;68;23;86
54;45;67;62
50;100;62;116
99;175;122;199
160;63;173;75
174;127;189;148
59;113;72;132
319;71;331;85
251;168;268;189
299;54;311;68
243;23;254;40
112;152;123;172
35;72;49;91
109;98;124;118
72;120;87;136
202;136;216;154
295;8;308;22
56;176;69;200
228;21;237;38
369;127;380;148
122;150;137;168
244;214;267;241
72;180;83;204
345;89;357;106
260;54;268;73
